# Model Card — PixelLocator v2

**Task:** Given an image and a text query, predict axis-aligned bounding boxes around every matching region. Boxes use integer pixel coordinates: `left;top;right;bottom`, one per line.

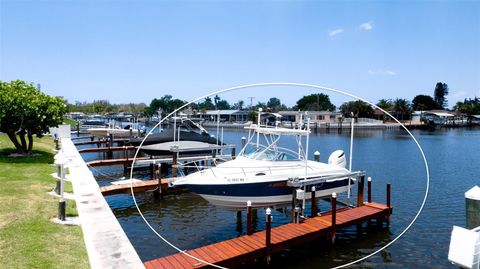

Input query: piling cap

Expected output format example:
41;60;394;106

332;192;337;198
465;186;480;200
368;177;372;182
247;200;252;207
266;208;271;215
314;150;320;156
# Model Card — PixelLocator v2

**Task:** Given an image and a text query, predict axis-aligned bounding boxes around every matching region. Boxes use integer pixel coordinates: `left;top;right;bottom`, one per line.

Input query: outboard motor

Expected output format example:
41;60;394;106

328;150;346;168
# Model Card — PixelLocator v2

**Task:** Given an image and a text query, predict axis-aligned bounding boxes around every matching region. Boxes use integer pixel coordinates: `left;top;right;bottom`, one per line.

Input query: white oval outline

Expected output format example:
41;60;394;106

128;82;430;269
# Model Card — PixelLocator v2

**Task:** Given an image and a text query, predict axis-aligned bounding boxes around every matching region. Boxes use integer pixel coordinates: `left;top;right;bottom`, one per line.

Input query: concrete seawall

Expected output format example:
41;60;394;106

61;138;144;269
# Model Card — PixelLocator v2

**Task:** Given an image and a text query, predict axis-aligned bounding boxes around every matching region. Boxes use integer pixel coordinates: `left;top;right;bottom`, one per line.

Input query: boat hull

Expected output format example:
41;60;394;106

182;178;352;210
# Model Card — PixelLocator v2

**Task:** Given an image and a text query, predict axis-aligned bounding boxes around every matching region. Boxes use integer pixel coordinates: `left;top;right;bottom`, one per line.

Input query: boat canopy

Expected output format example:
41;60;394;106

245;125;310;136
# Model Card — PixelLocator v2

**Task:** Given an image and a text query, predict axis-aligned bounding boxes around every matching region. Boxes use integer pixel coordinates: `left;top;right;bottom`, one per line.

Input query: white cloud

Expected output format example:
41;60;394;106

359;21;374;30
329;28;344;37
368;69;396;76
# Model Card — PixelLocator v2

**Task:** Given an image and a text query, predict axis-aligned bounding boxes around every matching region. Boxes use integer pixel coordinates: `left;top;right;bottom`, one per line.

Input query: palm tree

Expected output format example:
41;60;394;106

376;99;394;110
393;98;412;121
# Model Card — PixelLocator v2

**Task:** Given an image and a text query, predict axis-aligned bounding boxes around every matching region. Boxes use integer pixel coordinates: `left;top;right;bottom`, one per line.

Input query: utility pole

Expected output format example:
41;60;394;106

248;97;255;108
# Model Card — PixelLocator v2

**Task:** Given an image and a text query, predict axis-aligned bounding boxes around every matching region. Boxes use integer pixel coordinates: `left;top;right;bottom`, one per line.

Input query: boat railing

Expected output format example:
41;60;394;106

287;170;366;188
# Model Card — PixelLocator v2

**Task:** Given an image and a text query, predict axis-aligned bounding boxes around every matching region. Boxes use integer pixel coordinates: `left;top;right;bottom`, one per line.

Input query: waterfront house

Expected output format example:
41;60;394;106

197;110;249;123
278;111;341;124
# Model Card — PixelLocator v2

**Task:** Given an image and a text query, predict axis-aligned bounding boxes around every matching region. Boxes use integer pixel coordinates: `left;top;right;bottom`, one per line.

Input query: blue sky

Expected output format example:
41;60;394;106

1;0;479;108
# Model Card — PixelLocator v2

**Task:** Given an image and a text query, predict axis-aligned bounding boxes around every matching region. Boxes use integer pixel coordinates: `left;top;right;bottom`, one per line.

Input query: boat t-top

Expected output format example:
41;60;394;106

173;109;364;210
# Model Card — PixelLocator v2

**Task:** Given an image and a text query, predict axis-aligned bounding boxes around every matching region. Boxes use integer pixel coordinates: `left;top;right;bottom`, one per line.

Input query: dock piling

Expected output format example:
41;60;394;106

311;186;318;217
265;208;272;264
172;152;178;177
331;192;337;244
357;175;365;206
291;188;297;223
386;183;391;226
58;162;66;221
246;201;253;235
367;177;372;203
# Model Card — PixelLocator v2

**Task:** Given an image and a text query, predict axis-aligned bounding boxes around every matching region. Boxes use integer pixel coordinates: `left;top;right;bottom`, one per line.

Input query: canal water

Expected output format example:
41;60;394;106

79;127;480;268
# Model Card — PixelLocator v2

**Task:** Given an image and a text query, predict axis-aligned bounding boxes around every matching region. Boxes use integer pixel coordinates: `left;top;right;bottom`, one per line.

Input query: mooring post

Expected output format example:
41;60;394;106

107;133;113;158
55;163;61;195
54;133;59;150
172;152;178;177
246;200;253;235
367;177;372;203
265;208;272;265
58;162;66;221
211;150;217;167
231;147;236;159
76;121;80;136
386;183;391;226
295;206;301;224
291;188;297;223
331;192;337;244
311;186;318;217
314;150;320;162
357;175;365;207
155;164;163;199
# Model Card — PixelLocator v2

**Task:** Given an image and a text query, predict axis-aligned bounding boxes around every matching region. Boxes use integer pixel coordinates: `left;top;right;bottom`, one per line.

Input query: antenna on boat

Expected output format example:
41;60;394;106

348;112;354;198
256;108;262;148
302;112;310;216
173;111;177;144
216;110;220;146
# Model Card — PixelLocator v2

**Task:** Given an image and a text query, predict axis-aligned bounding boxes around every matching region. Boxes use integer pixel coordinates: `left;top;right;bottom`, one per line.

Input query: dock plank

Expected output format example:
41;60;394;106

145;204;392;269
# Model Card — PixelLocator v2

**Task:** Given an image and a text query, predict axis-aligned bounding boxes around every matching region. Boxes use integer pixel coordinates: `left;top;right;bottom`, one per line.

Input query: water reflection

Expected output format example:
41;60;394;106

77;127;480;268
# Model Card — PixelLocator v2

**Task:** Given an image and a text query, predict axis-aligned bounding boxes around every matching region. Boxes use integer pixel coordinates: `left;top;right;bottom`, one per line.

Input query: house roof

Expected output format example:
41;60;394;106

278;111;339;116
424;111;455;117
203;110;247;115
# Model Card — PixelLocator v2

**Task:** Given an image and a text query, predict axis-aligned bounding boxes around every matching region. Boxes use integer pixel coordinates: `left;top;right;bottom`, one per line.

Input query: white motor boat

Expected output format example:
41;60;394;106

88;125;141;138
173;110;361;210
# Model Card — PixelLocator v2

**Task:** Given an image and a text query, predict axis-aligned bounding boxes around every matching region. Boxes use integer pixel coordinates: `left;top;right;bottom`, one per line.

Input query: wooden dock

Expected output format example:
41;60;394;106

144;201;392;269
74;139;129;146
78;145;136;153
99;178;177;196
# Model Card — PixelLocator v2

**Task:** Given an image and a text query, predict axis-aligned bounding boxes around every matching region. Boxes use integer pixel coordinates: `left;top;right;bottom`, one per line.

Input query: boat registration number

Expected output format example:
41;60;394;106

227;178;246;182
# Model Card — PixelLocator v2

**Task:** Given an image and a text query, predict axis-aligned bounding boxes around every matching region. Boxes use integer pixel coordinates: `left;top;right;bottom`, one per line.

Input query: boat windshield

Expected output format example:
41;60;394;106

243;145;299;161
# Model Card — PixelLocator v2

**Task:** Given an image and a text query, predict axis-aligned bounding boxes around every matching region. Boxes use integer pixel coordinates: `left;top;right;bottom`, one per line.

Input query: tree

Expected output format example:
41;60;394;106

393;98;412;121
197;97;215;111
434;82;449;109
339;100;373;118
454;97;480;115
376;99;394;110
412;95;437;111
0;80;66;154
295;93;335;111
216;99;231;110
233;100;244;110
144;95;186;116
266;97;287;112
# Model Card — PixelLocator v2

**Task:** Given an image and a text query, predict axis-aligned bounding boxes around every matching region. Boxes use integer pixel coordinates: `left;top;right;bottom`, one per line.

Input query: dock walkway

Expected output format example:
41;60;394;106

144;202;391;269
61;138;145;269
99;178;177;196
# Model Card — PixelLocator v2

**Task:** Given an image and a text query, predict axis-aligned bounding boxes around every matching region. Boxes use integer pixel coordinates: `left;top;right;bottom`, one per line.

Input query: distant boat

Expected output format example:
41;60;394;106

173;110;359;210
128;118;220;155
88;125;141;138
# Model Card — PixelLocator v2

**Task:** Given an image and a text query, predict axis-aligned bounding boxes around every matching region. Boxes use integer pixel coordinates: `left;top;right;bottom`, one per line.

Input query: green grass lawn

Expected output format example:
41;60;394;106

0;134;89;269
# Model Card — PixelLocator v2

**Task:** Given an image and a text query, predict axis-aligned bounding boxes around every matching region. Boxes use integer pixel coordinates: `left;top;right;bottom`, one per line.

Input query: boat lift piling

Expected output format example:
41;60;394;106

246;201;253;235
